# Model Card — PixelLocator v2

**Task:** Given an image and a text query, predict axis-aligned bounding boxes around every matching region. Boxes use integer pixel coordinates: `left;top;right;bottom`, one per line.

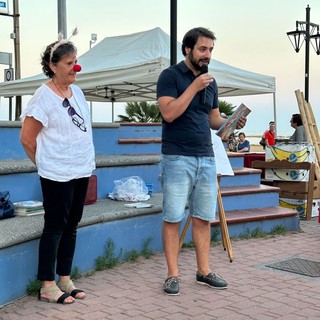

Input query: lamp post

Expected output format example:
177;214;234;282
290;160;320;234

89;34;97;119
0;0;21;120
287;5;320;102
89;33;97;49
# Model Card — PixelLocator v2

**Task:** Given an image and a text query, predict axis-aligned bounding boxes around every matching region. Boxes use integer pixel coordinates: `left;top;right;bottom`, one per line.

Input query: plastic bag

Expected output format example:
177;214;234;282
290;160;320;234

108;176;150;201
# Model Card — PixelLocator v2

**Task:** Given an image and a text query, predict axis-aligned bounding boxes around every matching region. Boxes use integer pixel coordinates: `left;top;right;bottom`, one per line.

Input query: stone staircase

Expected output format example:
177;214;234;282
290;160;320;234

0;121;299;237
0;121;299;306
217;156;299;237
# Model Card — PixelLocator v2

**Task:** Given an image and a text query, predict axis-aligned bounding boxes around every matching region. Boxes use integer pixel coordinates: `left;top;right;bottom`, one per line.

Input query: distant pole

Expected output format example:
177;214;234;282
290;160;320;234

13;0;21;120
89;34;98;120
57;0;67;37
170;0;177;66
304;6;310;102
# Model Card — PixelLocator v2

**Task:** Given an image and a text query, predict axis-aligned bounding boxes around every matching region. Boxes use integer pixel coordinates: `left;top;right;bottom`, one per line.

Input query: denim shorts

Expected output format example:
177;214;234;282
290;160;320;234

159;155;218;222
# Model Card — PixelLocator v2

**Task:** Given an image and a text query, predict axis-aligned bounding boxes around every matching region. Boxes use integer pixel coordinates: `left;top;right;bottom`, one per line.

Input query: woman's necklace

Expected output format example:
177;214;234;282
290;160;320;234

51;79;71;99
51;79;87;132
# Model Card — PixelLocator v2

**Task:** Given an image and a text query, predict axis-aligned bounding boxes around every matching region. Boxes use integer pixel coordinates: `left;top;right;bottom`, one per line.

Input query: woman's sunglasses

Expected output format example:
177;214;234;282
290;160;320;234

62;98;87;132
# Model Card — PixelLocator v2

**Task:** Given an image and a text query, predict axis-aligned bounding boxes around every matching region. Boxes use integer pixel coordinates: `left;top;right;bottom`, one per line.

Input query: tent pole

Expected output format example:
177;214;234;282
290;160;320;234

170;0;177;66
273;92;277;138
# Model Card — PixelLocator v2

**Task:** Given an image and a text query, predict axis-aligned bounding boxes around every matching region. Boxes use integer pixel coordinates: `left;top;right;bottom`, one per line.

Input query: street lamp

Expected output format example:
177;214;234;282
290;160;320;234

287;5;320;102
89;33;97;50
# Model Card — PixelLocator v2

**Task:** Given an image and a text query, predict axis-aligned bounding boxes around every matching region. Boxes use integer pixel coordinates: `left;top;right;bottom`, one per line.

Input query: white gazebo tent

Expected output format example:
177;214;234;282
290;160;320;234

0;27;275;107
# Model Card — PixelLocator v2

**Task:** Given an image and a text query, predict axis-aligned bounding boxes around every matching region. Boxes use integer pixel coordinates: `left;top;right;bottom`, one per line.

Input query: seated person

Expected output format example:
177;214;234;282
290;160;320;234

227;133;238;152
290;114;307;143
237;132;250;153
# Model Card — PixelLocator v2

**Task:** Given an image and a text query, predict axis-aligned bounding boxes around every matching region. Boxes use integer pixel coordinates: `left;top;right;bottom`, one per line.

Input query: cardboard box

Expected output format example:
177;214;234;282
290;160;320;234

279;198;319;219
265;144;315;181
313;181;320;199
271;181;308;199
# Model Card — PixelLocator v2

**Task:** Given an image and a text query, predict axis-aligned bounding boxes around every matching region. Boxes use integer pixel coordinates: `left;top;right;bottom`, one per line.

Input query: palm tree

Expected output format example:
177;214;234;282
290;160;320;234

117;100;235;123
117;101;162;123
218;100;236;117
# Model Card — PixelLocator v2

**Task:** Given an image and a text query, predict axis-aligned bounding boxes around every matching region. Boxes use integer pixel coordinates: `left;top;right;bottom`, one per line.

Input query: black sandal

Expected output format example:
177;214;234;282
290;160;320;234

38;285;74;304
57;279;86;299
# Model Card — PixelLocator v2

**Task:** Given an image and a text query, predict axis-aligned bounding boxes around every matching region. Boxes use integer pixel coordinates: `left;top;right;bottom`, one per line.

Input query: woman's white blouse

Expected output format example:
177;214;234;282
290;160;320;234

20;83;95;182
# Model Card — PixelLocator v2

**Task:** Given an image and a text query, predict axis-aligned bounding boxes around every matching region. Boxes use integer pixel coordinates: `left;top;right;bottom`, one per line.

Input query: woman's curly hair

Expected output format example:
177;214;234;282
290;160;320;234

41;41;77;78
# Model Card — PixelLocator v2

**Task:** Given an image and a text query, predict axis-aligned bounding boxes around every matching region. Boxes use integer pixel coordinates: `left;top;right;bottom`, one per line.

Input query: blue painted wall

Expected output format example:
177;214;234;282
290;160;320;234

0;122;162;159
0;126;25;159
0;164;161;203
0;211;192;306
0;122;162;202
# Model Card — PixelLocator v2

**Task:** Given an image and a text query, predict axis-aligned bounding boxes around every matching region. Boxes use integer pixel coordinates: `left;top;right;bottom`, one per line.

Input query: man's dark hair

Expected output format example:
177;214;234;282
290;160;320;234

181;27;216;56
292;114;303;126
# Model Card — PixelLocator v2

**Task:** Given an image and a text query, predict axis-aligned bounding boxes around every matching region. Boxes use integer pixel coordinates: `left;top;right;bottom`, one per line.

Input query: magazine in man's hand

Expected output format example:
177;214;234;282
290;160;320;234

216;103;251;140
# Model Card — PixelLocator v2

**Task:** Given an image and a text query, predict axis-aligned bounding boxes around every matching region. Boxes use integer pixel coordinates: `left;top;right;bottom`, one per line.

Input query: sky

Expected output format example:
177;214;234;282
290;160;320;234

1;0;320;136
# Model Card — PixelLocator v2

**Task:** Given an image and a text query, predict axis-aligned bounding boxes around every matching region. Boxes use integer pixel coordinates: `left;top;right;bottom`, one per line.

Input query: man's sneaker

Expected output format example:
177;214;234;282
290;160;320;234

196;272;228;289
163;276;180;295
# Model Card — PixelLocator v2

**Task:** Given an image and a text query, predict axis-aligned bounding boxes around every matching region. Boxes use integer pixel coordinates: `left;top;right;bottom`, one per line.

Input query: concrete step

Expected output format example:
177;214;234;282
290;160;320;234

212;205;299;238
0;155;162;202
227;152;245;168
220;167;262;187
118;138;162;144
213;206;296;225
220;184;280;211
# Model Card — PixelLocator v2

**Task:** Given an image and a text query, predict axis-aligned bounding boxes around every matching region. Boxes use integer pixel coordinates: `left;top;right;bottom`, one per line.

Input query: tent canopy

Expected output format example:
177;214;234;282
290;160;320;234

0;27;275;102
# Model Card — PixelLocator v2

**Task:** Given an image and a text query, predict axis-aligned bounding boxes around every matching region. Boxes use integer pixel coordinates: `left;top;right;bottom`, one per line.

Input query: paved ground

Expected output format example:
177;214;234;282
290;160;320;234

1;219;320;320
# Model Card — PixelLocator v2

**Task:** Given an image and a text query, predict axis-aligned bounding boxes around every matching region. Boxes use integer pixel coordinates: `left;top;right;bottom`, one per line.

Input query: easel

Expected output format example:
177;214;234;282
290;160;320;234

179;134;233;262
217;176;233;262
179;176;233;262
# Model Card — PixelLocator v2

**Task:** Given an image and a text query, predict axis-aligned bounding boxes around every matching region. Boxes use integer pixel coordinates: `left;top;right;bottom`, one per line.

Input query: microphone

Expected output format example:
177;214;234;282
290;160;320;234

200;65;208;104
73;64;82;72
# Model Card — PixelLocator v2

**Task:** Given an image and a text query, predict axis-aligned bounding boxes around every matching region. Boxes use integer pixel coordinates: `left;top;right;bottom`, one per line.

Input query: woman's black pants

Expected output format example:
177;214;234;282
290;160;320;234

37;177;89;281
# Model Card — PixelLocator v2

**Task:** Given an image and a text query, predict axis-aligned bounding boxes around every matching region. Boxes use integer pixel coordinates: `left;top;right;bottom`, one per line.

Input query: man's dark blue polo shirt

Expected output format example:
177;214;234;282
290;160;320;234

157;61;219;156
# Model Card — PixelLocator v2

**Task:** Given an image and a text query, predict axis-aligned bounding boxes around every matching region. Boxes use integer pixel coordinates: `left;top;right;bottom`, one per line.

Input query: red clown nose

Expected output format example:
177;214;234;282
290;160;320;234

73;64;82;72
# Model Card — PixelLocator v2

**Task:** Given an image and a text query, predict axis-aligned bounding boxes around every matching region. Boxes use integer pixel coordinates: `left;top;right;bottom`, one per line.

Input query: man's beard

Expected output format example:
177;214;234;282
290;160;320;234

188;50;210;71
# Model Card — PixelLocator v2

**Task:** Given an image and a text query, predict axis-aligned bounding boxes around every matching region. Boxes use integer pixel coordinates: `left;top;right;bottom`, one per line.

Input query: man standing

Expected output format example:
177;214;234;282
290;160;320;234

156;27;246;295
264;121;276;147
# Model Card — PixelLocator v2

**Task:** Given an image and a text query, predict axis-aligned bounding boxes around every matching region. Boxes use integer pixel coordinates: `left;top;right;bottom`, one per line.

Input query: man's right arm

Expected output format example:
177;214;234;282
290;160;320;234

158;86;197;123
157;70;211;123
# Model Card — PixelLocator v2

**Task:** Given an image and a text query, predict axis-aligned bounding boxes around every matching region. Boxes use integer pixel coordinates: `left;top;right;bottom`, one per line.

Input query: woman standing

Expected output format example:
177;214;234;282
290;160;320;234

20;36;95;304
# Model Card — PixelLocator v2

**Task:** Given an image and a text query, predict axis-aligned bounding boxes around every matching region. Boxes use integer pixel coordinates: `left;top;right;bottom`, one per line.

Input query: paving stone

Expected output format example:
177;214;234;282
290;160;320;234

1;219;320;320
